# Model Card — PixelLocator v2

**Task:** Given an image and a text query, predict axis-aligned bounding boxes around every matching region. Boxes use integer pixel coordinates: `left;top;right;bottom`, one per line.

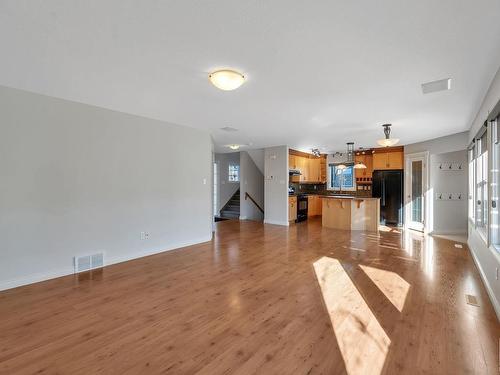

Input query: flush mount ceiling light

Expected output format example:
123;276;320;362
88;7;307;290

377;124;399;147
228;144;240;150
209;69;246;91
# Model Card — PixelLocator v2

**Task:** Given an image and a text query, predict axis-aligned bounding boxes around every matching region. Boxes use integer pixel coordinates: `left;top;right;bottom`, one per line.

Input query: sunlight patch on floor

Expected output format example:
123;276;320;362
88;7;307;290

359;265;410;312
313;257;390;375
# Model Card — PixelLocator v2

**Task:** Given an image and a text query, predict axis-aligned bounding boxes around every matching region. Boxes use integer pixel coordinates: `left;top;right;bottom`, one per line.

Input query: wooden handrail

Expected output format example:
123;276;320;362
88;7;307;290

245;192;264;214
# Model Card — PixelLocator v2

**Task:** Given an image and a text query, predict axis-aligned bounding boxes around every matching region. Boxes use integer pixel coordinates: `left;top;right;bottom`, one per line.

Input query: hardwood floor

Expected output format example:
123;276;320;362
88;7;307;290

0;218;498;374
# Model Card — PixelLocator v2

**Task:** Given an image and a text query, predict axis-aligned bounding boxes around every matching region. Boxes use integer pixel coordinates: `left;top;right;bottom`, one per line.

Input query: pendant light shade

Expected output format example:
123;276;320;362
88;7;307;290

377;124;399;147
353;161;367;169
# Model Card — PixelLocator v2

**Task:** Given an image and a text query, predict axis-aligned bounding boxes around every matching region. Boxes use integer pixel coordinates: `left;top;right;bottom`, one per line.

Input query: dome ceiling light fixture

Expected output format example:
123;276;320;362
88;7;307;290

228;144;240;150
377;124;399;147
209;69;246;91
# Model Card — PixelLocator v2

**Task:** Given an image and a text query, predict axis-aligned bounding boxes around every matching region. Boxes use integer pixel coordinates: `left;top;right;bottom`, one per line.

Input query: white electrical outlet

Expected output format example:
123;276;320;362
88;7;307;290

140;231;150;240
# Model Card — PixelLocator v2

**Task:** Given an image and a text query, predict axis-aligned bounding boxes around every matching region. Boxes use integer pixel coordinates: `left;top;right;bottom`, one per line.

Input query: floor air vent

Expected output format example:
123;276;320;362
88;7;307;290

74;253;104;273
465;294;479;307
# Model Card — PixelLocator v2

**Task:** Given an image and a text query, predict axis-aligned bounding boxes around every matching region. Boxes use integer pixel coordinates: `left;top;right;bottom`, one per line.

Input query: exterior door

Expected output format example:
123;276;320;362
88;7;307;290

406;154;427;232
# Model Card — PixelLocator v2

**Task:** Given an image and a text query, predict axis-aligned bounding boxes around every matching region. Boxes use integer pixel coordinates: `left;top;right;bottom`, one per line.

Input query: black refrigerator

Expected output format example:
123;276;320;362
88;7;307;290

372;170;404;226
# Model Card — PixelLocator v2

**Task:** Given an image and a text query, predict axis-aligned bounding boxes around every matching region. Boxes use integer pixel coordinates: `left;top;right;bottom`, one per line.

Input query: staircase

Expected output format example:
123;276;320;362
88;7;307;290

220;189;240;219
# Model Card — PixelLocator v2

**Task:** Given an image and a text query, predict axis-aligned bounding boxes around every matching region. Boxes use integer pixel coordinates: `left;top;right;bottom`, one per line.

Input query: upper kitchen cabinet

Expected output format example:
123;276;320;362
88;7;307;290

308;158;321;182
288;149;325;183
372;147;404;170
354;153;373;178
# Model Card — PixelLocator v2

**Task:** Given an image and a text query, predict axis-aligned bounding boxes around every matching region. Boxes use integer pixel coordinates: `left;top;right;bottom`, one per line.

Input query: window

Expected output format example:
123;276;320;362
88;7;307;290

491;118;500;249
228;164;239;182
468;147;475;221
329;164;354;190
475;129;488;240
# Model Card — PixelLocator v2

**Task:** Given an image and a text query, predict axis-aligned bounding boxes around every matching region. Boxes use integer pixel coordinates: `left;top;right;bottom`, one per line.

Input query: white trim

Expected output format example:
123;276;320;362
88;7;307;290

468;237;500;322
429;230;467;235
0;235;213;292
404;151;430;232
239;215;248;220
264;219;290;226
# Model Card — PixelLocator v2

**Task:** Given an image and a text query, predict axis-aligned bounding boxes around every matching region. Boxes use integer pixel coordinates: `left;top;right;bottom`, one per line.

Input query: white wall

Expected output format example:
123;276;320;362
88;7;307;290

431;150;468;234
404;132;469;235
404;131;468;155
264;146;288;226
0;86;213;290
214;152;240;213
466;66;500;319
239;150;264;221
246;149;264;174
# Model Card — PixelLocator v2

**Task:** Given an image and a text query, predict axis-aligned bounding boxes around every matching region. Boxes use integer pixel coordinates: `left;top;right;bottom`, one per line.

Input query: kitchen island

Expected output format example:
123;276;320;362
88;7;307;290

321;196;380;232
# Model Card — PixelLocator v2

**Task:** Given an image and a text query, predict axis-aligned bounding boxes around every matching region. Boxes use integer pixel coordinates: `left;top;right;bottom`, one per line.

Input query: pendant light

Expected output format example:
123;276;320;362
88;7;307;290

353;161;367;169
377;124;399;147
349;142;367;169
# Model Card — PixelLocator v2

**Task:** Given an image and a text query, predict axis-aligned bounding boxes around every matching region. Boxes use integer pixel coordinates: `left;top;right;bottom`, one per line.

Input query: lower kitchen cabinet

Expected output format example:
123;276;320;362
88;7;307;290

289;196;297;222
307;195;322;217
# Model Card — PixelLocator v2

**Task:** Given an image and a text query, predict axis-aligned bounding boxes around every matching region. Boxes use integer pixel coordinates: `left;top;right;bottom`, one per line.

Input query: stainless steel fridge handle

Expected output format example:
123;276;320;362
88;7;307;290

382;178;386;206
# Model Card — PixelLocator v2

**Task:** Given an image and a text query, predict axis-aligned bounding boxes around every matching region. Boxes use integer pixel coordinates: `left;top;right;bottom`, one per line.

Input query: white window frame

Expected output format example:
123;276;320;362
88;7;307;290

468;146;476;223
228;164;239;183
474;125;489;244
327;164;356;192
489;118;500;251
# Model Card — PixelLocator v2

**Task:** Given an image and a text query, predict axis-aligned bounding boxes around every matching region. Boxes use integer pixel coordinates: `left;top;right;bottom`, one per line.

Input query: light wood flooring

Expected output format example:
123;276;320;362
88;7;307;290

0;218;498;374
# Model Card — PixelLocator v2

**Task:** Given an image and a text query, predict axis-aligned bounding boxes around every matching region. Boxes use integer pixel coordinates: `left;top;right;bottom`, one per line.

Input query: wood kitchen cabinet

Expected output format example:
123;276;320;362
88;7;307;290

372;149;403;170
289;150;326;183
308;158;321;182
298;157;309;182
289;196;297;222
307;195;322;216
354;154;373;178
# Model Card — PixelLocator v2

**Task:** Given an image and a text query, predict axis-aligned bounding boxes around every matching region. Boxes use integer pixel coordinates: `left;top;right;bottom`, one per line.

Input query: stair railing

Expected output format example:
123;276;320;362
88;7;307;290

244;192;264;214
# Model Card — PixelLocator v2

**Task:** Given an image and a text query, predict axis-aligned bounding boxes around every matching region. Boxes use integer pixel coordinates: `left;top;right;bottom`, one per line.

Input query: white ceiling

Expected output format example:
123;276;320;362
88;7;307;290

1;1;499;153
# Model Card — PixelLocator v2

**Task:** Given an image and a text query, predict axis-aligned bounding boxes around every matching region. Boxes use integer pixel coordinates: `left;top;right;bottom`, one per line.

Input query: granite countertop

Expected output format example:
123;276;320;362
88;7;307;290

319;195;379;200
289;193;376;199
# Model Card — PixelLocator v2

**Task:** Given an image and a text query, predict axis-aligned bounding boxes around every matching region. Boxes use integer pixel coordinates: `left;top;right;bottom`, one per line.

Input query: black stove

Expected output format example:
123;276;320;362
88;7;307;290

296;194;308;222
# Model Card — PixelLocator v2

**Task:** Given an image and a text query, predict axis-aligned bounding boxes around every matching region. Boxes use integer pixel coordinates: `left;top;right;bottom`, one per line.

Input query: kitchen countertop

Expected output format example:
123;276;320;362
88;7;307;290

319;195;379;200
289;193;377;200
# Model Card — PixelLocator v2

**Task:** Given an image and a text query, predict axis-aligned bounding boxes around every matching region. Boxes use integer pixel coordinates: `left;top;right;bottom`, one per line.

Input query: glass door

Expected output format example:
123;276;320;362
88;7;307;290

407;157;425;231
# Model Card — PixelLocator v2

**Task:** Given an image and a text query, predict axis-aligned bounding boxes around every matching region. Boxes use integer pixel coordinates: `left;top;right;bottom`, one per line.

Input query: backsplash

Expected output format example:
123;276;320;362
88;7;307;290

289;182;326;194
289;182;372;197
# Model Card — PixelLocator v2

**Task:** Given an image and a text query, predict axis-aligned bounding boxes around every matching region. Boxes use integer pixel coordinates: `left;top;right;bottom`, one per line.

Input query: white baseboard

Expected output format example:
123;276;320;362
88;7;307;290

239;215;248;220
105;236;212;267
0;267;75;292
264;219;289;226
0;235;213;292
467;238;500;322
429;230;467;235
